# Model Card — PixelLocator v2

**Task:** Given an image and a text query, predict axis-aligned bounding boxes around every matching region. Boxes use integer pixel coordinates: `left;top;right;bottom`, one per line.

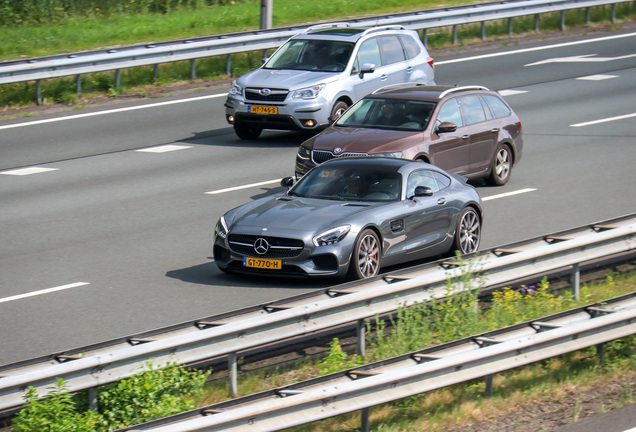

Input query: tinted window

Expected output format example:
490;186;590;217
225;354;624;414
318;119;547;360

398;34;421;59
433;171;452;189
459;95;487;125
484;94;512;118
356;38;382;70
407;169;440;197
437;98;463;127
378;35;405;65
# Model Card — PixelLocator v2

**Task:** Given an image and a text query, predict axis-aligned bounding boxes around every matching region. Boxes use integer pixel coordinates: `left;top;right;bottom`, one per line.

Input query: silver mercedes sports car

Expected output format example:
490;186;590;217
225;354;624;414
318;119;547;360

213;157;482;279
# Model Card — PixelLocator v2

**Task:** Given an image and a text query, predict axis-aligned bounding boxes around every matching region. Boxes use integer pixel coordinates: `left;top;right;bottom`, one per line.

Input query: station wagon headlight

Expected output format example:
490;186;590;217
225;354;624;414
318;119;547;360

373;152;403;158
313;225;351;247
215;216;229;239
228;81;242;96
297;144;311;159
292;84;325;100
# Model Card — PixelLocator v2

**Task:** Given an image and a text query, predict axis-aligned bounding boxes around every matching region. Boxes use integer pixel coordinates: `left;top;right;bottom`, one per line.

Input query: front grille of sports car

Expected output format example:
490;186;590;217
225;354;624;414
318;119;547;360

311;150;368;165
228;234;304;258
244;88;288;102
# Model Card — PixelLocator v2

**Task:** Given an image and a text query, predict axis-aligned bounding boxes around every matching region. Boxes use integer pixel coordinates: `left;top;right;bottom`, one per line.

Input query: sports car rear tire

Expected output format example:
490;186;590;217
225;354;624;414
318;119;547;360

348;229;381;280
452;207;481;255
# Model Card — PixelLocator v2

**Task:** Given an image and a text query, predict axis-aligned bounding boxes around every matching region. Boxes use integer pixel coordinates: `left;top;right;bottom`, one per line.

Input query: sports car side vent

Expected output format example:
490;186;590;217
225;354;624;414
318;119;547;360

390;219;404;233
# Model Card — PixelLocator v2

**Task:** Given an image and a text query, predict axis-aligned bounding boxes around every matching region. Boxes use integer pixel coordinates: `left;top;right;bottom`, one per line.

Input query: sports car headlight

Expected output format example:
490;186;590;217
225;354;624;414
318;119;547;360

228;81;242;96
215;216;229;239
373;152;403;158
292;84;326;100
313;225;351;247
297;144;311;159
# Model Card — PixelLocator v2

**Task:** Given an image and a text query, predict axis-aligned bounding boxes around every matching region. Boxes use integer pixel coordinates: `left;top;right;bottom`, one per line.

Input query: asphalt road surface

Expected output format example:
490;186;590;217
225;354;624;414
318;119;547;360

1;27;635;367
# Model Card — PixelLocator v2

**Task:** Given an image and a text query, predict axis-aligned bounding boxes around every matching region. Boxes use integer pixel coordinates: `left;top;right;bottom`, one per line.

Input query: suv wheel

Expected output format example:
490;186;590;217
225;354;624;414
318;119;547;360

488;144;512;186
329;101;349;123
234;123;262;140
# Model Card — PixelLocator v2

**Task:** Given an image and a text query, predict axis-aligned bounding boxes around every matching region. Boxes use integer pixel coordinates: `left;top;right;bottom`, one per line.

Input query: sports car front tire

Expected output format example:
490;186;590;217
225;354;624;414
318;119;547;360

348;229;381;280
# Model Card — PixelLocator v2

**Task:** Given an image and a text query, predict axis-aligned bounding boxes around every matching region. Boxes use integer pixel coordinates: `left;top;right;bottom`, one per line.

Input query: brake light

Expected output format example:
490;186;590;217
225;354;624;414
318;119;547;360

427;57;434;70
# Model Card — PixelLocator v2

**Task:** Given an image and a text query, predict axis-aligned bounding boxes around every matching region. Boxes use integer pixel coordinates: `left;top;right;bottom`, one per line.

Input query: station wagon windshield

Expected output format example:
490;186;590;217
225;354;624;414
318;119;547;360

336;98;436;131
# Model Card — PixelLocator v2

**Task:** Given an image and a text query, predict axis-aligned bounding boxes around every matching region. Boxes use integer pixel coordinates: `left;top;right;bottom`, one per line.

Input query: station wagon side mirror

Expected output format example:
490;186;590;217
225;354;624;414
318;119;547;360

281;176;295;188
436;121;457;134
358;63;376;79
412;186;434;198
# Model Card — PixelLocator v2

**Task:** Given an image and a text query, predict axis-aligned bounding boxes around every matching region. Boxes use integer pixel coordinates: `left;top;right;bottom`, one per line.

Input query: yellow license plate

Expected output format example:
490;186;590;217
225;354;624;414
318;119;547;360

248;105;278;115
244;257;282;270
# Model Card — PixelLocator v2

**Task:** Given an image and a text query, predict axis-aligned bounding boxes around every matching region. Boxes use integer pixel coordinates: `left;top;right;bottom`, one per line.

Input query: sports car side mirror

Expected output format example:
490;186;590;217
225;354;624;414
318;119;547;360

413;186;434;197
281;176;295;187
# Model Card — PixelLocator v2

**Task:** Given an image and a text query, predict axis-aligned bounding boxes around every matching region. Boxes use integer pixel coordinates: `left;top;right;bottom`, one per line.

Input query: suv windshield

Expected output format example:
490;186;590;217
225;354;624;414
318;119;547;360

336;98;436;131
264;39;354;72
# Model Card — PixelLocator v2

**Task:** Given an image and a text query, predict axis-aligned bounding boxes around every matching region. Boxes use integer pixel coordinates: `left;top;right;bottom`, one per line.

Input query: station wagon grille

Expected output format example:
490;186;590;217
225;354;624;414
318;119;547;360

244;88;288;102
228;234;304;258
311;150;368;165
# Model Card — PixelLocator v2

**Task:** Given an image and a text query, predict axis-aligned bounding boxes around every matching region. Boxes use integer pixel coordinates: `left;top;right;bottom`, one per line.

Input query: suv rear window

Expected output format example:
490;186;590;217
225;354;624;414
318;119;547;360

398;34;422;59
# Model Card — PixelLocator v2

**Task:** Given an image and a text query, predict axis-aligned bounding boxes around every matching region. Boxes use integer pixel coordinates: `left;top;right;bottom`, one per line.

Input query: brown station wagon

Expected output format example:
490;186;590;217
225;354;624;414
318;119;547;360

294;85;523;186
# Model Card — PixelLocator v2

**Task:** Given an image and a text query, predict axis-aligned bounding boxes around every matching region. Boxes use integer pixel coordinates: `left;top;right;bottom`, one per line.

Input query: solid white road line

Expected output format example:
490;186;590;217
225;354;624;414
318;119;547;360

0;282;90;304
0;94;227;131
205;179;283;195
571;113;636;127
482;188;537;201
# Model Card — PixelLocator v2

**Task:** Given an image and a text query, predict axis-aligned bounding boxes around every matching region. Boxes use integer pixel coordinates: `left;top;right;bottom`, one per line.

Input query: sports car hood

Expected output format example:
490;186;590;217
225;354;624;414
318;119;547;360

311;127;420;153
226;195;371;233
238;68;337;90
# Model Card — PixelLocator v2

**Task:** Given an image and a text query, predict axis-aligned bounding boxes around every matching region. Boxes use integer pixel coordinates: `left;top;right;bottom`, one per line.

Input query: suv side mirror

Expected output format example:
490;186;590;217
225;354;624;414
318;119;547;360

359;63;376;78
436;121;457;134
280;177;295;187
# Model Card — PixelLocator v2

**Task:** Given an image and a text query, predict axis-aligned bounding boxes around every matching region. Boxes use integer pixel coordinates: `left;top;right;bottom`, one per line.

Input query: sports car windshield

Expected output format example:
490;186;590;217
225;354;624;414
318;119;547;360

289;162;402;202
335;98;436;131
264;39;354;72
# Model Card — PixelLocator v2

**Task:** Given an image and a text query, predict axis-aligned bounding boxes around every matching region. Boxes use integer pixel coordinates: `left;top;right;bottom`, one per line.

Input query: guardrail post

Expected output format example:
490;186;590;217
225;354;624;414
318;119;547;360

586;7;591;23
561;10;566;30
89;387;98;412
153;64;158;83
226;54;231;76
597;343;605;364
115;70;121;90
481;21;486;40
76;75;81;96
422;28;428;46
611;3;616;23
361;407;370;432
535;13;540;32
452;25;458;44
484;374;494;398
190;59;196;81
228;352;238;397
36;80;42;105
508;17;513;36
572;264;580;301
357;319;366;358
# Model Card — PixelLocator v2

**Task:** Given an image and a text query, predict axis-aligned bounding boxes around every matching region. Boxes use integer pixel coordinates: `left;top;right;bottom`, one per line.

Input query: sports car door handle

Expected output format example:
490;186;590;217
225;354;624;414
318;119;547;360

437;198;447;205
462;135;470;140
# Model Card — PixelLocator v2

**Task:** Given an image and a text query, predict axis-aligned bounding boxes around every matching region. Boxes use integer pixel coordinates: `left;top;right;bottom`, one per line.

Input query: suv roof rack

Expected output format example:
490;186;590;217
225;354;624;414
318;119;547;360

371;82;431;94
438;85;490;99
360;25;406;37
301;22;352;34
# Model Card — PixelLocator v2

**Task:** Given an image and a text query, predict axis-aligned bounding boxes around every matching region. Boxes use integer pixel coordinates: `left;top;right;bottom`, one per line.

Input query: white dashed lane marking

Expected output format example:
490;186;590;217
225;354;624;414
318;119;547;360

0;167;58;176
0;282;90;304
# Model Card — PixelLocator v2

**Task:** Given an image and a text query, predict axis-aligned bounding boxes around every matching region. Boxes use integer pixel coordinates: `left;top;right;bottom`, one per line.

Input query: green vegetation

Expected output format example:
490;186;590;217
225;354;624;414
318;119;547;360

0;0;634;110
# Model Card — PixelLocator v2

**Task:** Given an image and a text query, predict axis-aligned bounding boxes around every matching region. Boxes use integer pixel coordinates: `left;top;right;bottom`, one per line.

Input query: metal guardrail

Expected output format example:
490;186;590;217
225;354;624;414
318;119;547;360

0;0;631;87
117;293;636;431
1;213;635;415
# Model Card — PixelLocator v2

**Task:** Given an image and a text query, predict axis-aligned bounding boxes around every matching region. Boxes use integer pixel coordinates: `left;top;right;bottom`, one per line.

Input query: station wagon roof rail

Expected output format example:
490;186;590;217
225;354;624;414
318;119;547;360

371;82;432;94
438;85;490;98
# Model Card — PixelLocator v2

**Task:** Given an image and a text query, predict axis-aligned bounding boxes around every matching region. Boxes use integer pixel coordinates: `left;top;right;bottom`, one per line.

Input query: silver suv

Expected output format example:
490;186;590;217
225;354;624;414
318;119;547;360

224;23;436;140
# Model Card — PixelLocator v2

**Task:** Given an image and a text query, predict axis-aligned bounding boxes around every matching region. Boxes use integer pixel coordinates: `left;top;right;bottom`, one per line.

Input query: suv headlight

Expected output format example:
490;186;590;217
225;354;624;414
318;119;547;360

228;81;242;96
292;84;326;100
313;225;351;247
215;216;229;239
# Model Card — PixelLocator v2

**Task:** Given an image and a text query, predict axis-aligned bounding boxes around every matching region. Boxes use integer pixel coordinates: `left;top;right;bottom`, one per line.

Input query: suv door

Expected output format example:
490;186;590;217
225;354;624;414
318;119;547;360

351;35;406;100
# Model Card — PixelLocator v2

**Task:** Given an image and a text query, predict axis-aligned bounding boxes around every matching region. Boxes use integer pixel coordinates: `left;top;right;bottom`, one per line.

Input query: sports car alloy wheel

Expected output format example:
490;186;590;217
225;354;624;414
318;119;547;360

350;229;381;279
455;208;481;254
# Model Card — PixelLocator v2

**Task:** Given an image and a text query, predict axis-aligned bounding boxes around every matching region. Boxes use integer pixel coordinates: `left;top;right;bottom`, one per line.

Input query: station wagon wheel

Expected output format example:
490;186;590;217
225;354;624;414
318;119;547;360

234;123;262;140
452;207;481;255
488;144;512;186
329;101;349;123
348;229;381;280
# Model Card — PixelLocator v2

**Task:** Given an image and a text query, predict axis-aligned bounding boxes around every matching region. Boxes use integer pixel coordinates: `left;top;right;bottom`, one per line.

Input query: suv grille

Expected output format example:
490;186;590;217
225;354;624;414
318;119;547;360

312;150;368;165
228;234;304;258
245;88;288;102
